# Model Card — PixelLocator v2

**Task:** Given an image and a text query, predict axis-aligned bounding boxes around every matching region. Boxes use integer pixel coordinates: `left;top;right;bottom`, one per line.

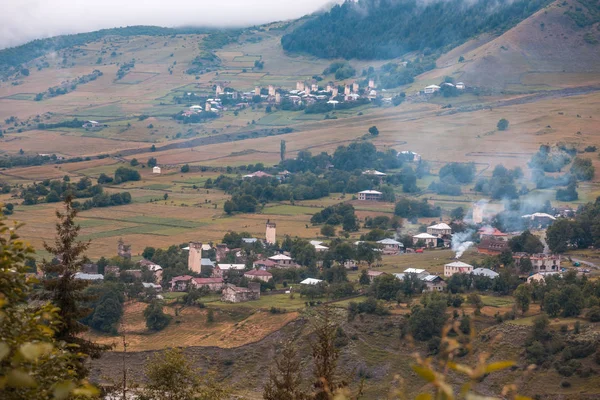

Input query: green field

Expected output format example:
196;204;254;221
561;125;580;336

3;93;36;100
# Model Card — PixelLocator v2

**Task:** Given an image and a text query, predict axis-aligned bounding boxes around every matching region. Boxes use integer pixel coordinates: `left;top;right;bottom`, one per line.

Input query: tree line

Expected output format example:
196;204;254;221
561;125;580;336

281;0;551;59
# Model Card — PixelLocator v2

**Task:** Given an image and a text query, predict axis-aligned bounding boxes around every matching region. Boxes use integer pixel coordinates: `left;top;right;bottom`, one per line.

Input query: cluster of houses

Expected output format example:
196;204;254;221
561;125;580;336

179;79;383;121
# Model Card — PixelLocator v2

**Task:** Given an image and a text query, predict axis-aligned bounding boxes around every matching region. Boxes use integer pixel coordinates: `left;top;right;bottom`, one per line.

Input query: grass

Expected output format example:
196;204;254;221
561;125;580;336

262;204;320;216
480;295;515;308
216;293;308;310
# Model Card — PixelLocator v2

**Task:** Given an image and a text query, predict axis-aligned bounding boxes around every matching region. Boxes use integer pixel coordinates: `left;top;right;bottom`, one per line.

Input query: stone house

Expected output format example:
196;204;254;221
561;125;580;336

244;269;273;283
221;283;261;303
191;277;224;291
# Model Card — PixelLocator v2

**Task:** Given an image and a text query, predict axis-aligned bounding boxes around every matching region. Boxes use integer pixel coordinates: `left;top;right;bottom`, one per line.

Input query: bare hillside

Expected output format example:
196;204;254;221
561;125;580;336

428;0;600;90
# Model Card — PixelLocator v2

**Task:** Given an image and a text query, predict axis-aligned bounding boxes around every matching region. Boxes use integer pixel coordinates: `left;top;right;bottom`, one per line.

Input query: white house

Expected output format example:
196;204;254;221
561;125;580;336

412;233;438;247
427;223;452;237
444;261;474;277
377;238;404;255
269;254;294;266
472;267;499;279
456;82;465;90
152;166;161;174
424;85;440;94
358;190;383;201
403;268;429;279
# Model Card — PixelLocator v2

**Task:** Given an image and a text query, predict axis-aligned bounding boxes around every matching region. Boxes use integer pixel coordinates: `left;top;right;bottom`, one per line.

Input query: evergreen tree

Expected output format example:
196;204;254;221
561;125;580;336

280;140;287;161
38;197;110;377
263;341;306;400
311;308;344;399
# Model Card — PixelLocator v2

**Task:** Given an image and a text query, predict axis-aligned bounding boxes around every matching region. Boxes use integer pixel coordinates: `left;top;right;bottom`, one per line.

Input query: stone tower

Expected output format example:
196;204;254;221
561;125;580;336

265;221;276;245
268;85;275;97
117;238;131;259
352;82;359;93
188;242;203;273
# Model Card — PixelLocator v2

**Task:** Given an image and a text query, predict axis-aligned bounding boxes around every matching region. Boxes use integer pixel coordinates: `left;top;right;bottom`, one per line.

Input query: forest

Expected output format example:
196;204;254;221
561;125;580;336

281;0;552;59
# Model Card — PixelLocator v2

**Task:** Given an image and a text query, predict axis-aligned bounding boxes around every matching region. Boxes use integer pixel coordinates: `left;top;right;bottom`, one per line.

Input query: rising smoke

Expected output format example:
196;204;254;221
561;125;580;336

451;230;474;259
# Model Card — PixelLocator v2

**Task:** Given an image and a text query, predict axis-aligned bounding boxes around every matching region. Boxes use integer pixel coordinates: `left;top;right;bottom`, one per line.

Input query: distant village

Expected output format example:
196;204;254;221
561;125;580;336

68;204;570;305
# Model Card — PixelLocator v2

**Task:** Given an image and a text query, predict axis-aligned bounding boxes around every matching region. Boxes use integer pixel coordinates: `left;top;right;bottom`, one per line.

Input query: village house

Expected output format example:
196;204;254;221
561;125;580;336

377;238;404;255
427;223;452;237
82;263;98;274
244;269;273;283
74;272;104;281
269;254;295;267
212;264;246;278
403;268;429;279
444;261;474;277
527;271;561;284
472;268;499;279
456;82;465;90
221;283;261;303
513;253;561;273
253;258;279;270
478;227;508;241
343;260;358;270
152;166;161;174
170;275;193;292
358;190;383;201
422;275;446;292
413;233;438;247
477;238;509;256
424;85;440;94
191;277;224;291
367;270;387;282
142;282;162;292
243;171;273;179
139;259;163;283
311;241;329;252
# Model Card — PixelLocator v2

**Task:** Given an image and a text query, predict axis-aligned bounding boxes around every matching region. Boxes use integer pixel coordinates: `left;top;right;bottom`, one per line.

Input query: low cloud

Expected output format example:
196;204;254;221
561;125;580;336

0;0;335;49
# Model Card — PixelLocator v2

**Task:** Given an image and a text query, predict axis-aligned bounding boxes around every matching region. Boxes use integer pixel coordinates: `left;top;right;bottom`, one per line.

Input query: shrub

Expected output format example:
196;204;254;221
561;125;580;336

497;118;509;131
587;306;600;322
560;380;571;388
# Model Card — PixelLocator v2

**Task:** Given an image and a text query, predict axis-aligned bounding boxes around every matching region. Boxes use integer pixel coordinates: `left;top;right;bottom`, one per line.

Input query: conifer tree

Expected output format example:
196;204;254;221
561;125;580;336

263;341;306;400
39;197;110;376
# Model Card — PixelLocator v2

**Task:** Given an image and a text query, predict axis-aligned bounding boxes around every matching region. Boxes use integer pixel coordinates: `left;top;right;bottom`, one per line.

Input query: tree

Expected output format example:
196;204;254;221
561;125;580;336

518;256;533;274
546;219;574;253
359;269;370;285
147;157;157;168
263;341;306;400
180;164;190;173
409;296;447;341
368;126;379;136
139;348;227;400
224;200;235;215
150;144;156;152
509;230;544;254
130;158;139;166
497;118;509;131
311;308;344;399
542;289;562;317
280;140;286;161
144;300;171;331
560;284;584;317
320;224;335;237
0;213;99;399
450;206;465;221
39;197;110;377
514;284;532;315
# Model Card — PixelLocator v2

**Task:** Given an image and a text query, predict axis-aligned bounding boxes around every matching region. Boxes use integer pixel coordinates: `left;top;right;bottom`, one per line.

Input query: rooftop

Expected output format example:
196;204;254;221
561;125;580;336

217;264;246;270
472;268;499;278
269;254;292;261
404;268;426;274
445;261;474;268
359;190;383;195
300;278;323;285
74;272;103;281
377;238;403;246
428;223;452;230
413;233;438;239
245;270;273;277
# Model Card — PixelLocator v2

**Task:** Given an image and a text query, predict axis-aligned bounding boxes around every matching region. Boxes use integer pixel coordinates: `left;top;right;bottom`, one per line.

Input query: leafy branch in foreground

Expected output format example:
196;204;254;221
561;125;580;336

0;212;99;399
406;320;533;400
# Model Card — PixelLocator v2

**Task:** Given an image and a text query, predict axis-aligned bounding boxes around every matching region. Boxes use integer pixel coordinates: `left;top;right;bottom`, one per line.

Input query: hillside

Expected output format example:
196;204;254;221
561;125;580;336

91;306;600;399
281;0;553;59
428;0;600;90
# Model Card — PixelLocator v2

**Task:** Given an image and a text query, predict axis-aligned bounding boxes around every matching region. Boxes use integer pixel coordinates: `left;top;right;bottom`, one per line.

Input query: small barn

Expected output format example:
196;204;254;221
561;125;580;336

153;166;162;174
